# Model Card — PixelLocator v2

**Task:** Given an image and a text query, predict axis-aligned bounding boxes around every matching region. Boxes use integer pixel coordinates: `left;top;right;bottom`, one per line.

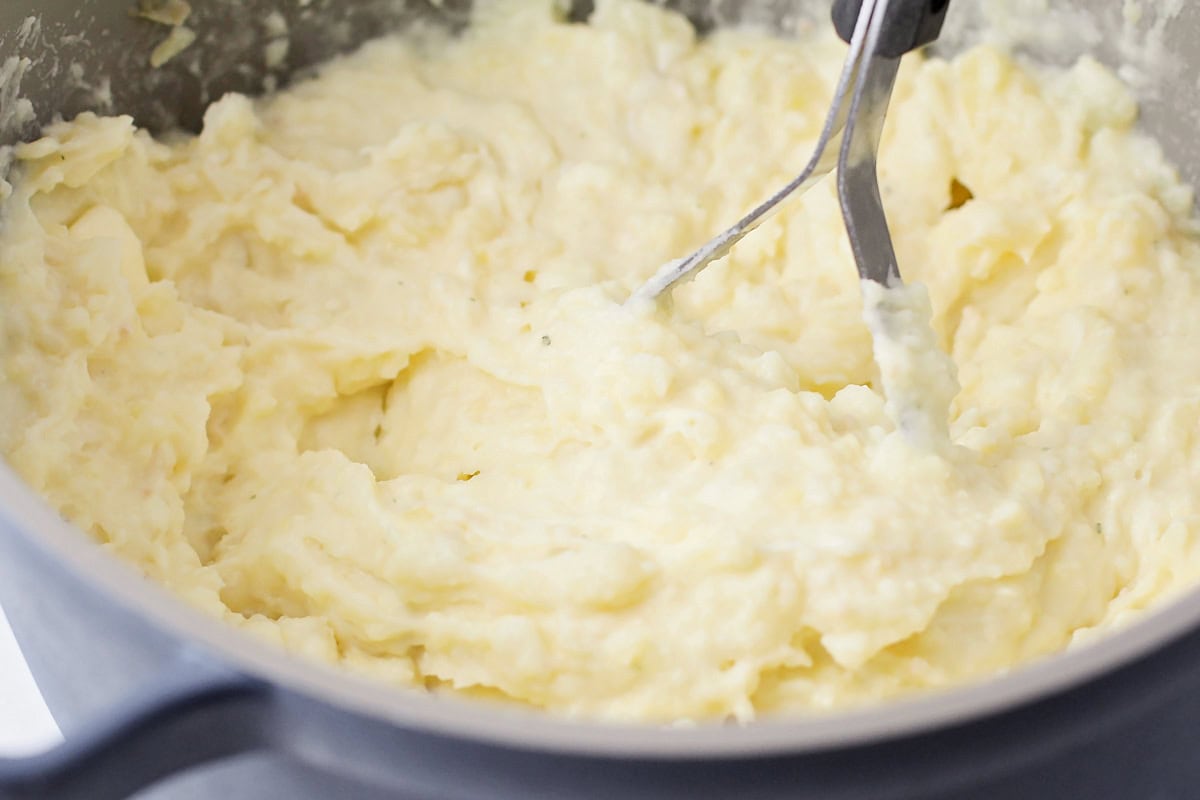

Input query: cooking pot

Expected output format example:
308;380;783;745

2;1;1200;798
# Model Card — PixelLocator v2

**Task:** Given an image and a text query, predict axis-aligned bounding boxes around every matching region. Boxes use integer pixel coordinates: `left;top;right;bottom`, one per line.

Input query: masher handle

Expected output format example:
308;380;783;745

833;0;951;58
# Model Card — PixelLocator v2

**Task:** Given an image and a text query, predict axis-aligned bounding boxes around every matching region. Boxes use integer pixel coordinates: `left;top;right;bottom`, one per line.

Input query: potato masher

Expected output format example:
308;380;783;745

629;0;951;303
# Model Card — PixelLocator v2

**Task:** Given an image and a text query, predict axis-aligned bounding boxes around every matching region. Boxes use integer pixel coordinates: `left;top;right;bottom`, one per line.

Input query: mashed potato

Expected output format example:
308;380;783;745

3;0;1200;722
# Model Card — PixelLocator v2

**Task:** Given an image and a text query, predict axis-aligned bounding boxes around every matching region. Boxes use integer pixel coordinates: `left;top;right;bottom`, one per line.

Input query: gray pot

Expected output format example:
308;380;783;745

2;2;1200;798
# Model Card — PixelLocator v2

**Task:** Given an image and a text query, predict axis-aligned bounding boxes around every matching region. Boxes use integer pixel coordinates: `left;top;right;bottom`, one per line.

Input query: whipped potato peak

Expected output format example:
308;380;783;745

3;0;1200;722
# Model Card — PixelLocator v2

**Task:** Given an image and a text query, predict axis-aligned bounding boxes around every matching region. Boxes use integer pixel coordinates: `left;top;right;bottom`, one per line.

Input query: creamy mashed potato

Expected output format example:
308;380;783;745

3;0;1200;722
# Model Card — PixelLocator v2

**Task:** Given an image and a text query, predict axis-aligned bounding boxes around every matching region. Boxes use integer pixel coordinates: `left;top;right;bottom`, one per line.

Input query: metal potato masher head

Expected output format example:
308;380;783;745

630;0;952;303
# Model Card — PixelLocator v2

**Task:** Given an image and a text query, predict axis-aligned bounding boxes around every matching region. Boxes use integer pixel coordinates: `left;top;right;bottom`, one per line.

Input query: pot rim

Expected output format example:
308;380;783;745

2;459;1197;759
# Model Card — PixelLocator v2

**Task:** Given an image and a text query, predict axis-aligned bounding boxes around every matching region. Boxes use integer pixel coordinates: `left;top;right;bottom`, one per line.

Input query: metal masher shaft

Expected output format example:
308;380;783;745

628;0;950;303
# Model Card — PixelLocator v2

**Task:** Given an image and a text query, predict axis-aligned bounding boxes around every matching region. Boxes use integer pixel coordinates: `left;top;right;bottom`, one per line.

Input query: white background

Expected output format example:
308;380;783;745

0;603;61;756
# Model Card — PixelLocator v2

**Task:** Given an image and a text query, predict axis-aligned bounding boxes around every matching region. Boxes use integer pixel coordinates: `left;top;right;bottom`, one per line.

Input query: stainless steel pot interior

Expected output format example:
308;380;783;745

1;0;1200;759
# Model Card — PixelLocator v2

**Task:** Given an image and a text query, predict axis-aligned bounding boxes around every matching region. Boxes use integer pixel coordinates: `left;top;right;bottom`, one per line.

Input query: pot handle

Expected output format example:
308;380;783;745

0;650;274;800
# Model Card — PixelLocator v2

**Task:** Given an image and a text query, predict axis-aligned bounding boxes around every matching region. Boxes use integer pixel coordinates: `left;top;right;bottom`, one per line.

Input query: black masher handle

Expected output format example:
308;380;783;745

833;0;951;58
